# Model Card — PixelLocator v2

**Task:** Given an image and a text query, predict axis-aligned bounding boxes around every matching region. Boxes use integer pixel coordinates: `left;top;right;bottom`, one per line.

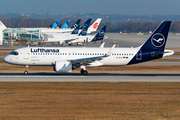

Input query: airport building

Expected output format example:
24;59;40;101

2;28;43;45
0;21;53;46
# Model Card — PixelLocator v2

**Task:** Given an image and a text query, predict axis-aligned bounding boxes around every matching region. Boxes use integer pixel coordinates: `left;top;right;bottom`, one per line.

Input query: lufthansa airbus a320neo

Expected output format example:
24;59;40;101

3;21;174;75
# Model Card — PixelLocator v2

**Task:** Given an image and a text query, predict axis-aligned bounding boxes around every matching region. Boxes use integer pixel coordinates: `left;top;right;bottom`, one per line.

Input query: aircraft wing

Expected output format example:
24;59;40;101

69;44;116;66
70;56;103;65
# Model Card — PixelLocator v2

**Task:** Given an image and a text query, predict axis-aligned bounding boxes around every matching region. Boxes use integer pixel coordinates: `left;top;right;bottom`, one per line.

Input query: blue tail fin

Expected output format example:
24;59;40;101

58;24;61;28
61;20;71;29
79;19;92;29
78;19;92;36
71;19;81;29
52;20;60;28
128;21;171;65
71;25;80;34
91;26;106;42
55;20;60;25
140;21;171;51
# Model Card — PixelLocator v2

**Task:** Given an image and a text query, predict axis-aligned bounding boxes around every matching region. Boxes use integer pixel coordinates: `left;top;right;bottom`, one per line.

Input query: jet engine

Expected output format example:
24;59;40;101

59;41;66;45
54;60;72;72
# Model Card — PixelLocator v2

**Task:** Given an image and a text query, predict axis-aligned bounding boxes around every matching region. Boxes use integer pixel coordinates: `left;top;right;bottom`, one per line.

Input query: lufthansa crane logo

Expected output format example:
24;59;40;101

82;30;87;35
99;30;105;36
151;33;165;47
82;24;87;29
74;29;79;34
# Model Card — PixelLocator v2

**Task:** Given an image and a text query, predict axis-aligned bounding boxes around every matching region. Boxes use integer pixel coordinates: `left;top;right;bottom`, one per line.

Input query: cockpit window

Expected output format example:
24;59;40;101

9;51;19;55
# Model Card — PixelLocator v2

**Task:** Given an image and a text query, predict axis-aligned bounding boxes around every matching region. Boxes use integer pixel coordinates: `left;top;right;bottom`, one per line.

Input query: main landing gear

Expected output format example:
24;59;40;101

80;66;88;75
24;65;29;75
81;69;88;75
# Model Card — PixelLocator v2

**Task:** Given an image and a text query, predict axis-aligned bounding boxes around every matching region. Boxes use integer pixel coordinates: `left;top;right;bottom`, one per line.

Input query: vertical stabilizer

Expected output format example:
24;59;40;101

51;20;60;29
78;19;92;36
91;26;106;42
87;18;102;34
0;21;7;30
0;21;6;45
140;21;171;51
71;25;80;34
71;19;81;29
61;20;71;29
128;21;171;65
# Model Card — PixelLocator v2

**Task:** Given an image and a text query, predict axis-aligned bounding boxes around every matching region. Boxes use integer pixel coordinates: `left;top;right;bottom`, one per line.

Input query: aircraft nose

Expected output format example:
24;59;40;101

3;55;11;63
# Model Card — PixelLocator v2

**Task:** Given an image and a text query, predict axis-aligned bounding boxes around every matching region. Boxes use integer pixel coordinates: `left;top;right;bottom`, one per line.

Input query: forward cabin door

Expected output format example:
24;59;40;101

24;48;29;59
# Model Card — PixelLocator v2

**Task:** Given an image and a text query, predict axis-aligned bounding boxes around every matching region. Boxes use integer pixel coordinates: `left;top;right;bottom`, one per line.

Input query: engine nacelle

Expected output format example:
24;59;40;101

59;41;66;45
54;60;72;72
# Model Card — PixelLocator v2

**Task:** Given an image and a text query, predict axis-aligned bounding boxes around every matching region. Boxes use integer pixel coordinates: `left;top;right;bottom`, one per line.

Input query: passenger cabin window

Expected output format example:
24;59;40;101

10;51;19;55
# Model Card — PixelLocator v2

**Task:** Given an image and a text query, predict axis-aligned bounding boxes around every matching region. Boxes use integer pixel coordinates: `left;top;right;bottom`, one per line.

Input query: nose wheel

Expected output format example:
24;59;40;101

24;71;28;75
24;65;29;75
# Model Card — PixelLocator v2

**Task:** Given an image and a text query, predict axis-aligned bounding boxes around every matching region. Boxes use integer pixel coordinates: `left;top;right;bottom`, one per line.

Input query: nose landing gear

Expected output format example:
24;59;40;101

24;65;29;75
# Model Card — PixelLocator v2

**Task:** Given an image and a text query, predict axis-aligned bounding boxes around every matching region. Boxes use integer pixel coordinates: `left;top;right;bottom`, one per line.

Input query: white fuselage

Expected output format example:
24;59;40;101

44;34;95;44
3;47;140;66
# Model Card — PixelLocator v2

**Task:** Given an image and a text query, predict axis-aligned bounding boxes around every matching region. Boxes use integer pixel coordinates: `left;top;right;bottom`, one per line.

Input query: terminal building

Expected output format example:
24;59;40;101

0;21;74;46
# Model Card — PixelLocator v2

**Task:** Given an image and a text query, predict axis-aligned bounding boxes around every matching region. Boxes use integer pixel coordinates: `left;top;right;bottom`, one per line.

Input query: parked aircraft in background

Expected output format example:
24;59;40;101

3;21;174;75
85;18;102;34
68;26;107;45
71;19;81;29
51;20;60;29
43;19;92;44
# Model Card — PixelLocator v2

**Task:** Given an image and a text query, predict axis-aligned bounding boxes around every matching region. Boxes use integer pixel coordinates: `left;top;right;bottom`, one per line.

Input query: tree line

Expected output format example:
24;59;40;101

1;15;180;33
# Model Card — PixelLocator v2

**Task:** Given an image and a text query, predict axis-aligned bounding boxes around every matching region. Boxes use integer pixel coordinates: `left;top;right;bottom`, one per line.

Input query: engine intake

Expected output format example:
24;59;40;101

54;60;72;72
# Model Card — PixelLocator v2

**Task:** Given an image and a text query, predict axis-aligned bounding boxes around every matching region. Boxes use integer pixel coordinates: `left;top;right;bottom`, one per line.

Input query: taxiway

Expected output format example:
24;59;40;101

0;72;179;82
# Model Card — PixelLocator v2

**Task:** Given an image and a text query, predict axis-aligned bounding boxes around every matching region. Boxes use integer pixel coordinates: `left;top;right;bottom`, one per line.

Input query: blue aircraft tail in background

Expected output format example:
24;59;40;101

71;25;80;34
61;20;71;29
78;19;92;36
71;19;81;29
91;26;106;42
51;20;60;29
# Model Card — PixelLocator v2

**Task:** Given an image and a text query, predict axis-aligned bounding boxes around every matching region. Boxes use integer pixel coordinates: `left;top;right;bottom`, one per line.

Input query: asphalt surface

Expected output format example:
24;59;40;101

0;72;179;82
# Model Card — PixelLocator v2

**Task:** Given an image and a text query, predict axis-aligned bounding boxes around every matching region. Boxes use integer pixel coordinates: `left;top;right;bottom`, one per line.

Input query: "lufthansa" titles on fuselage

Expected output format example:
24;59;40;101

31;48;59;53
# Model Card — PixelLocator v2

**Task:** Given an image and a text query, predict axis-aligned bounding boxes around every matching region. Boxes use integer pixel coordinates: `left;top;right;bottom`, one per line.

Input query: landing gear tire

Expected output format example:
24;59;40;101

81;69;88;75
24;71;28;75
24;65;29;75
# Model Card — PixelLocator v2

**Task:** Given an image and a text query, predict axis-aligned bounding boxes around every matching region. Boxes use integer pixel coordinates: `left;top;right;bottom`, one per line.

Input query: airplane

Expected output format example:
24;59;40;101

68;26;107;44
43;19;92;44
3;21;174;75
43;22;107;45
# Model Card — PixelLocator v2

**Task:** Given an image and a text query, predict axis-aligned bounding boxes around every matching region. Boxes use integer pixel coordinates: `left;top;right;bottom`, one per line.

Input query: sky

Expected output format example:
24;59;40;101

0;0;180;15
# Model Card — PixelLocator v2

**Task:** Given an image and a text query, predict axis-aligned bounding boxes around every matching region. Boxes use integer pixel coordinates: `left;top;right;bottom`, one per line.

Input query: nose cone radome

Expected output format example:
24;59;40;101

3;55;10;63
